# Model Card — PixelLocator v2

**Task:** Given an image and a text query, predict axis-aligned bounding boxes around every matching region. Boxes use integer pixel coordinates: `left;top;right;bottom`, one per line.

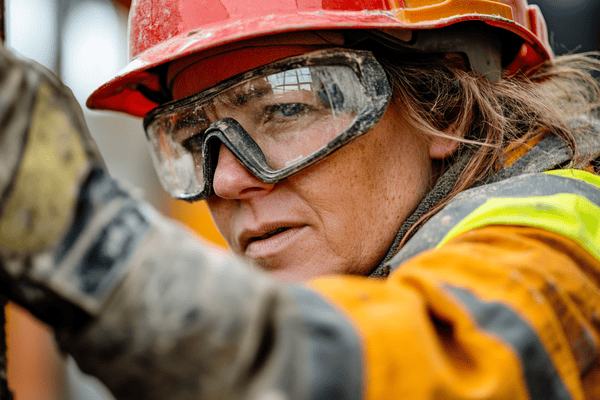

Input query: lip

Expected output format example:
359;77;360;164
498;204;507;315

240;223;307;259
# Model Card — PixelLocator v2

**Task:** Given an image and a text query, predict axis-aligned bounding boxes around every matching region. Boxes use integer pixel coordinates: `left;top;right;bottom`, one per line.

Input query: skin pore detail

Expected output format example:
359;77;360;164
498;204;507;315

5;4;600;400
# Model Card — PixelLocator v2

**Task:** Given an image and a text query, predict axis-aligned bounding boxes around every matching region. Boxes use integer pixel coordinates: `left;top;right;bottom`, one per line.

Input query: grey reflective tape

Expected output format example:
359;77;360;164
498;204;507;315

387;172;600;271
75;203;149;297
490;135;569;183
492;119;600;183
290;286;363;400
447;285;573;400
55;167;130;265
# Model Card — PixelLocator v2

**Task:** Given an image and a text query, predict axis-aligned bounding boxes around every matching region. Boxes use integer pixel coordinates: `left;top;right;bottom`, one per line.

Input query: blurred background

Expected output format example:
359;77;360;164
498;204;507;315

2;0;599;398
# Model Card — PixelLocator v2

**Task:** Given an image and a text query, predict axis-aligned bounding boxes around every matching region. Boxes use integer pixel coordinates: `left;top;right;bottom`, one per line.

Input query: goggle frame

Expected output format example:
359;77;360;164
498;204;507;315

144;48;392;202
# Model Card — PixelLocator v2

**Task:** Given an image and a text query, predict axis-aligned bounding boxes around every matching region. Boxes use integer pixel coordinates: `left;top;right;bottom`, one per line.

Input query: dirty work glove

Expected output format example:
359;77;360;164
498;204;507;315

0;45;306;400
0;45;143;332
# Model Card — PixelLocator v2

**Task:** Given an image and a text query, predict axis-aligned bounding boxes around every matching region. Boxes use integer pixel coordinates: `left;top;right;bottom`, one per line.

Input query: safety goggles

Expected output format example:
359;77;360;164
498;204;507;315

143;49;391;201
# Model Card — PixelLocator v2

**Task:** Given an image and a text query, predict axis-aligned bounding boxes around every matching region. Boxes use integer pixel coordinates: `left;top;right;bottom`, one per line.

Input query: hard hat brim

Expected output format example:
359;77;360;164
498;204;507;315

87;10;551;117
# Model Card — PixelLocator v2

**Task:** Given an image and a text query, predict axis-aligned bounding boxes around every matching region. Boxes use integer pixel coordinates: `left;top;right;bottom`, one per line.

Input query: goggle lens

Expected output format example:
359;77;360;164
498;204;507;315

144;50;391;201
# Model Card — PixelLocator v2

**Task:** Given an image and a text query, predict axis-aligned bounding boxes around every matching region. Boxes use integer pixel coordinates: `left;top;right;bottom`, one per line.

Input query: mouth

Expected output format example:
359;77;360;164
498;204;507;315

241;224;307;259
248;227;291;244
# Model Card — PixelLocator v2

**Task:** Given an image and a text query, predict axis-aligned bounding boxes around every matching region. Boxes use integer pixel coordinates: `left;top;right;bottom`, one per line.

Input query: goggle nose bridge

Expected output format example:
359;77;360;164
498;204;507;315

201;118;279;187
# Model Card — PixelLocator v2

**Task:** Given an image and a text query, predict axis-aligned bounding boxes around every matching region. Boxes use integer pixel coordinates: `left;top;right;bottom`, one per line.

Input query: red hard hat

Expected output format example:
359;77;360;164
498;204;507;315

87;0;553;118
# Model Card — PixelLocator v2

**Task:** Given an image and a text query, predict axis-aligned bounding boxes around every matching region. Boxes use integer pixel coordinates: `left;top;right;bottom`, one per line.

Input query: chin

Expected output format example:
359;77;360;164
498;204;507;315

251;259;311;282
252;256;353;283
269;269;308;283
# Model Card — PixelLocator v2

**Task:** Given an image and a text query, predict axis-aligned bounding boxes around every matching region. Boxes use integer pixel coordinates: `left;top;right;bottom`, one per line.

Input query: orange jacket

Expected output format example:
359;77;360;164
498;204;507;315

63;170;600;400
306;169;600;399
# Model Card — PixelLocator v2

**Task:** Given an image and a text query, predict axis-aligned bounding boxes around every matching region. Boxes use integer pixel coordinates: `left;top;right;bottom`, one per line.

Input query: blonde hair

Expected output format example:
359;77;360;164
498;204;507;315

375;49;600;244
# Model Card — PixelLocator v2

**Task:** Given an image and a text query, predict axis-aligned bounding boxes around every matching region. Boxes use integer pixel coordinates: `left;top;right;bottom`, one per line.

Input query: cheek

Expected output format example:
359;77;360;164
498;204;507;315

292;118;433;272
205;198;235;245
282;138;421;273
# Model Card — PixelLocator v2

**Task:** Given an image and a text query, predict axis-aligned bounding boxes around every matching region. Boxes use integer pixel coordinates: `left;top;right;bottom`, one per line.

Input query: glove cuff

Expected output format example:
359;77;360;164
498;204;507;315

2;167;151;332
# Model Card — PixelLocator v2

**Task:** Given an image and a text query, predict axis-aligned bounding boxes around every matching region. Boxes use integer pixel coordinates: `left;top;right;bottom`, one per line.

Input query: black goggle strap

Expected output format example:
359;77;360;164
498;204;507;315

201;116;356;188
175;118;275;202
203;117;273;181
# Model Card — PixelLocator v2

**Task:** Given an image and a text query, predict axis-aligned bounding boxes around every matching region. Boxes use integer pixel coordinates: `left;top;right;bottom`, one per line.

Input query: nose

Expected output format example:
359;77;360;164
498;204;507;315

211;144;275;199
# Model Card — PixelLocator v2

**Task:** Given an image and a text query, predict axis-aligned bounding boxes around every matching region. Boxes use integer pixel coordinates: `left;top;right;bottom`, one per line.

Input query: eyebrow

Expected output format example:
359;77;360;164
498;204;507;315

173;112;208;131
221;80;272;107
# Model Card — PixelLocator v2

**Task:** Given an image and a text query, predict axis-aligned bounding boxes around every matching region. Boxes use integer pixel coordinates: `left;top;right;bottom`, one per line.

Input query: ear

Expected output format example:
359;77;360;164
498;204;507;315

426;52;467;160
428;133;460;160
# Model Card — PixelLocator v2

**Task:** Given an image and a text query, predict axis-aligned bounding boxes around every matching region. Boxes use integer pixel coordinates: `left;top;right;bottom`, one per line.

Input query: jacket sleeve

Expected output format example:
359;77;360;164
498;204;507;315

309;224;600;400
59;203;600;400
305;170;600;400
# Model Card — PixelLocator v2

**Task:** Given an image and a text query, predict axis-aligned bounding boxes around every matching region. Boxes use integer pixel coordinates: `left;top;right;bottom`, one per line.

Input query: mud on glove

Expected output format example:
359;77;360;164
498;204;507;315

0;46;149;333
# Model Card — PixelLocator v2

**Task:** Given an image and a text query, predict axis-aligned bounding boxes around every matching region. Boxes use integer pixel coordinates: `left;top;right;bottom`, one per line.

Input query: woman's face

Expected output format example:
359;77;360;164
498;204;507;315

205;100;445;281
171;43;457;282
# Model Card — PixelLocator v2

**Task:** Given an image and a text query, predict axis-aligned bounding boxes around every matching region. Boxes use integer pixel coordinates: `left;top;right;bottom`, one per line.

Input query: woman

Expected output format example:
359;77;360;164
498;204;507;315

1;0;600;399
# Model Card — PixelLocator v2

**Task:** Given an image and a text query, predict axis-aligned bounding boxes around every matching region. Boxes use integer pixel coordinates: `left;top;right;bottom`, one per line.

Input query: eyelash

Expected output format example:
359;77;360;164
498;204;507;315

263;103;311;120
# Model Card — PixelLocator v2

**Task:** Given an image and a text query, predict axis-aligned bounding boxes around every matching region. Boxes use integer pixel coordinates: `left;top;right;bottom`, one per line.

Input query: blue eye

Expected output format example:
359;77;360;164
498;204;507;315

266;103;310;119
280;103;306;116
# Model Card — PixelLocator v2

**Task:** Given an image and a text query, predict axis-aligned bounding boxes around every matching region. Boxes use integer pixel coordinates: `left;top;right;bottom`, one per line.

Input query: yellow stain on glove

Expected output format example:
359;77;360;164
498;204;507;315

0;83;89;254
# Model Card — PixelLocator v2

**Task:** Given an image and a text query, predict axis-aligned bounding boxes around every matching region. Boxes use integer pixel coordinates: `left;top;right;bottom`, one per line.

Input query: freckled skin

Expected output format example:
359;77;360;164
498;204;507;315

170;41;459;282
206;103;437;282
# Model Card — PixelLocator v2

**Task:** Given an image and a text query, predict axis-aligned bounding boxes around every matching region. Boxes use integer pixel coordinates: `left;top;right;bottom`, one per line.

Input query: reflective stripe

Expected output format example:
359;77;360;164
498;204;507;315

490;120;600;183
387;171;600;271
544;168;600;188
437;193;600;260
446;285;574;400
490;135;570;183
437;170;600;261
291;286;363;400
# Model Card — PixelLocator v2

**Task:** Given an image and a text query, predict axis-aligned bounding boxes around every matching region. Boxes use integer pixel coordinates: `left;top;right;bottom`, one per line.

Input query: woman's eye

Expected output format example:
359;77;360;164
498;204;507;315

265;103;311;119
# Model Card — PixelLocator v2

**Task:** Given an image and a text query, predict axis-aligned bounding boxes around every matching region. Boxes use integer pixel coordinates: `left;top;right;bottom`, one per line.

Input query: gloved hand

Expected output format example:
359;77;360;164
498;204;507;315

0;45;137;331
0;46;309;400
